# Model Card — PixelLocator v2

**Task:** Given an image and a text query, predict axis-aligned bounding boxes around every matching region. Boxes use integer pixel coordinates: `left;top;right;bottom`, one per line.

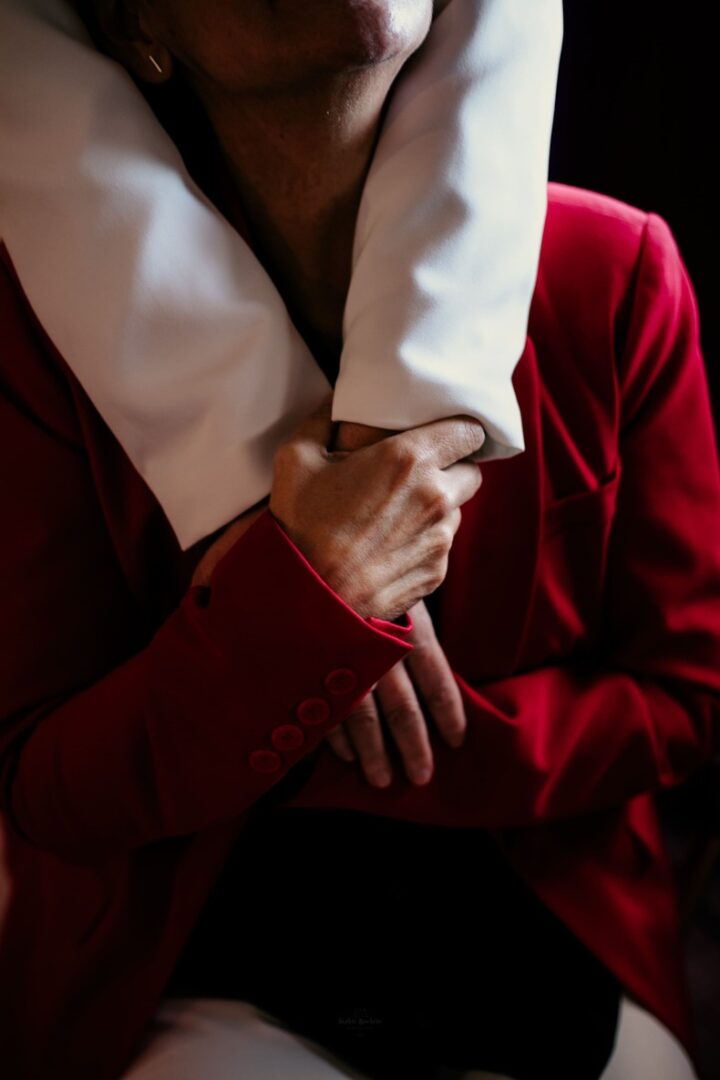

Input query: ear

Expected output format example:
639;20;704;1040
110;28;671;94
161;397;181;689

89;0;174;84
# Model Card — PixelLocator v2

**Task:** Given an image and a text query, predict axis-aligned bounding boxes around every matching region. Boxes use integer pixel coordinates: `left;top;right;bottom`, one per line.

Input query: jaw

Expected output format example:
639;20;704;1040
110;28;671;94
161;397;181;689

310;0;433;67
160;0;432;98
244;0;434;74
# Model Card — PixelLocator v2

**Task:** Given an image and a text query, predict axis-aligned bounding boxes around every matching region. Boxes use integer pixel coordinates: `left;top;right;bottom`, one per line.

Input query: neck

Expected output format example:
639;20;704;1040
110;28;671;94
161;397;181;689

185;63;406;372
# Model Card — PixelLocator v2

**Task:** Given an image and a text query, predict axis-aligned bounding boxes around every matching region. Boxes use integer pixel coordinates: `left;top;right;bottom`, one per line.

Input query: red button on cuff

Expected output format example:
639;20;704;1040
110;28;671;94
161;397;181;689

296;697;331;726
249;749;282;774
271;724;306;751
323;668;358;695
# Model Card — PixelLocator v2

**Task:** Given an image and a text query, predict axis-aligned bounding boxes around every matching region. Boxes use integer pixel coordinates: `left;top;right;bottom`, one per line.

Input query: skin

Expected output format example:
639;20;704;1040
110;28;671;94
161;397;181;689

93;0;473;788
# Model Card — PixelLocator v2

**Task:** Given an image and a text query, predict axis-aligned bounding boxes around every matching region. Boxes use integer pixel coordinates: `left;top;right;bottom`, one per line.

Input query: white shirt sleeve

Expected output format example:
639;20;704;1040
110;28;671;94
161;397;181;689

336;0;563;462
0;0;562;551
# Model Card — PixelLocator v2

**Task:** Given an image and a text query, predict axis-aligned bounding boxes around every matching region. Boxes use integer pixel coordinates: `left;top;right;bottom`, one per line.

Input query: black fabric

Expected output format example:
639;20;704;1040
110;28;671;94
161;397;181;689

166;806;621;1080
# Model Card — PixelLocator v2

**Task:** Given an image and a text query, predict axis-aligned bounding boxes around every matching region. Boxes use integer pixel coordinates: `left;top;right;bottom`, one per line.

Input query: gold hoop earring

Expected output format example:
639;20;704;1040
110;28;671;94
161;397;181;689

148;54;163;75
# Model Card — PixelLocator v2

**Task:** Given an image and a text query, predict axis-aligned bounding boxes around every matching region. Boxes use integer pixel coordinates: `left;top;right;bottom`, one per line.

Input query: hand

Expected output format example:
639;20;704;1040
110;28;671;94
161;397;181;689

269;392;484;620
330;419;398;454
190;418;385;589
324;598;466;787
332;415;485;464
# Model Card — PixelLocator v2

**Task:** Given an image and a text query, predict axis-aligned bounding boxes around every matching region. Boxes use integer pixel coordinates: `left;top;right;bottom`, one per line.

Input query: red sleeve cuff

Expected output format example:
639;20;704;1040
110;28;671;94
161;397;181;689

262;514;416;641
367;611;414;638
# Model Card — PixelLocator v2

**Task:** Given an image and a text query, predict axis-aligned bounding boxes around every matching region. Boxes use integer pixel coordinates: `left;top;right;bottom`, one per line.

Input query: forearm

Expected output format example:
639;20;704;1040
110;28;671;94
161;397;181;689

2;512;412;865
335;0;564;457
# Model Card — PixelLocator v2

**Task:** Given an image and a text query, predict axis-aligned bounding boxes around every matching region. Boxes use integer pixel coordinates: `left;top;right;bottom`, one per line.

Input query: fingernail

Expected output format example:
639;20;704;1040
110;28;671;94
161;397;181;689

448;733;465;749
413;768;432;785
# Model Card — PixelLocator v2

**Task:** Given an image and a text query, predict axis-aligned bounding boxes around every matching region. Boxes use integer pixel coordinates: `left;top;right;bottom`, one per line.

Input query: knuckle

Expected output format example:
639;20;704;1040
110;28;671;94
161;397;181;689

348;709;377;733
426;556;449;591
427;539;448;565
383;704;421;734
385;440;417;474
427;527;452;561
436;520;456;550
423;484;452;524
423;685;458;715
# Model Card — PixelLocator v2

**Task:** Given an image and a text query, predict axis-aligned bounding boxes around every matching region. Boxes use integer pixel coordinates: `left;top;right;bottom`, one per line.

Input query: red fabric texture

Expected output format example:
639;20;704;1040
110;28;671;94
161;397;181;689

0;185;718;1078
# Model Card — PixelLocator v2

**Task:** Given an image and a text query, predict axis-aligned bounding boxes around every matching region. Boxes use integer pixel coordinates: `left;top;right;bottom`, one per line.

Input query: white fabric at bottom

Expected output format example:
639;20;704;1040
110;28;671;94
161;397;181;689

121;997;371;1080
120;997;513;1080
599;997;699;1080
119;993;702;1080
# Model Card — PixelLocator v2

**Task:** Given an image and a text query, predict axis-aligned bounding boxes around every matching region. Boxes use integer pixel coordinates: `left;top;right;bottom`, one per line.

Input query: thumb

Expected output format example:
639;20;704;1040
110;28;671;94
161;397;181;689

289;390;336;452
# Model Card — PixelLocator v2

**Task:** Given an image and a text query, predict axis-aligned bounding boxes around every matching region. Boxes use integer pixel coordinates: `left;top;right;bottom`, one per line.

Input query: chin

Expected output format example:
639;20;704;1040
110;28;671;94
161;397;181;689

307;0;433;68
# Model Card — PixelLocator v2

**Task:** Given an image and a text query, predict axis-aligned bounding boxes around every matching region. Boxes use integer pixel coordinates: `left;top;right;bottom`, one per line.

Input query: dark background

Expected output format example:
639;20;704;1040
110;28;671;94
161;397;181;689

550;0;718;415
550;5;719;1075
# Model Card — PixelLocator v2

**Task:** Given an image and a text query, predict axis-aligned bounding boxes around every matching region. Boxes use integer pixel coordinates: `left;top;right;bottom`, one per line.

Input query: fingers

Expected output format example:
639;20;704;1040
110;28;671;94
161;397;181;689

331;420;396;453
373;661;435;786
324;724;355;763
404;602;467;749
341;692;394;788
336;667;434;788
325;600;466;789
439;460;483;510
387;414;486;471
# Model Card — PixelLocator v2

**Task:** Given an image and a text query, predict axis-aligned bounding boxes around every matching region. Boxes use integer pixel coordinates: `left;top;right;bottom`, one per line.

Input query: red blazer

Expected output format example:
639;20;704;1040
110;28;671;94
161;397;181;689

1;184;718;1079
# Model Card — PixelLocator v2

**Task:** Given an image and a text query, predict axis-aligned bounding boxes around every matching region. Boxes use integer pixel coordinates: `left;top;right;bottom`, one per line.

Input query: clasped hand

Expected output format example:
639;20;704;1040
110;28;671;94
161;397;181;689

194;406;481;786
324;417;468;788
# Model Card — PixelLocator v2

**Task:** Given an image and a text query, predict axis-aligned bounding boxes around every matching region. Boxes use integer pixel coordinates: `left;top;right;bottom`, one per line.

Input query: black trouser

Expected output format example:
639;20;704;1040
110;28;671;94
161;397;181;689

166;806;621;1080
